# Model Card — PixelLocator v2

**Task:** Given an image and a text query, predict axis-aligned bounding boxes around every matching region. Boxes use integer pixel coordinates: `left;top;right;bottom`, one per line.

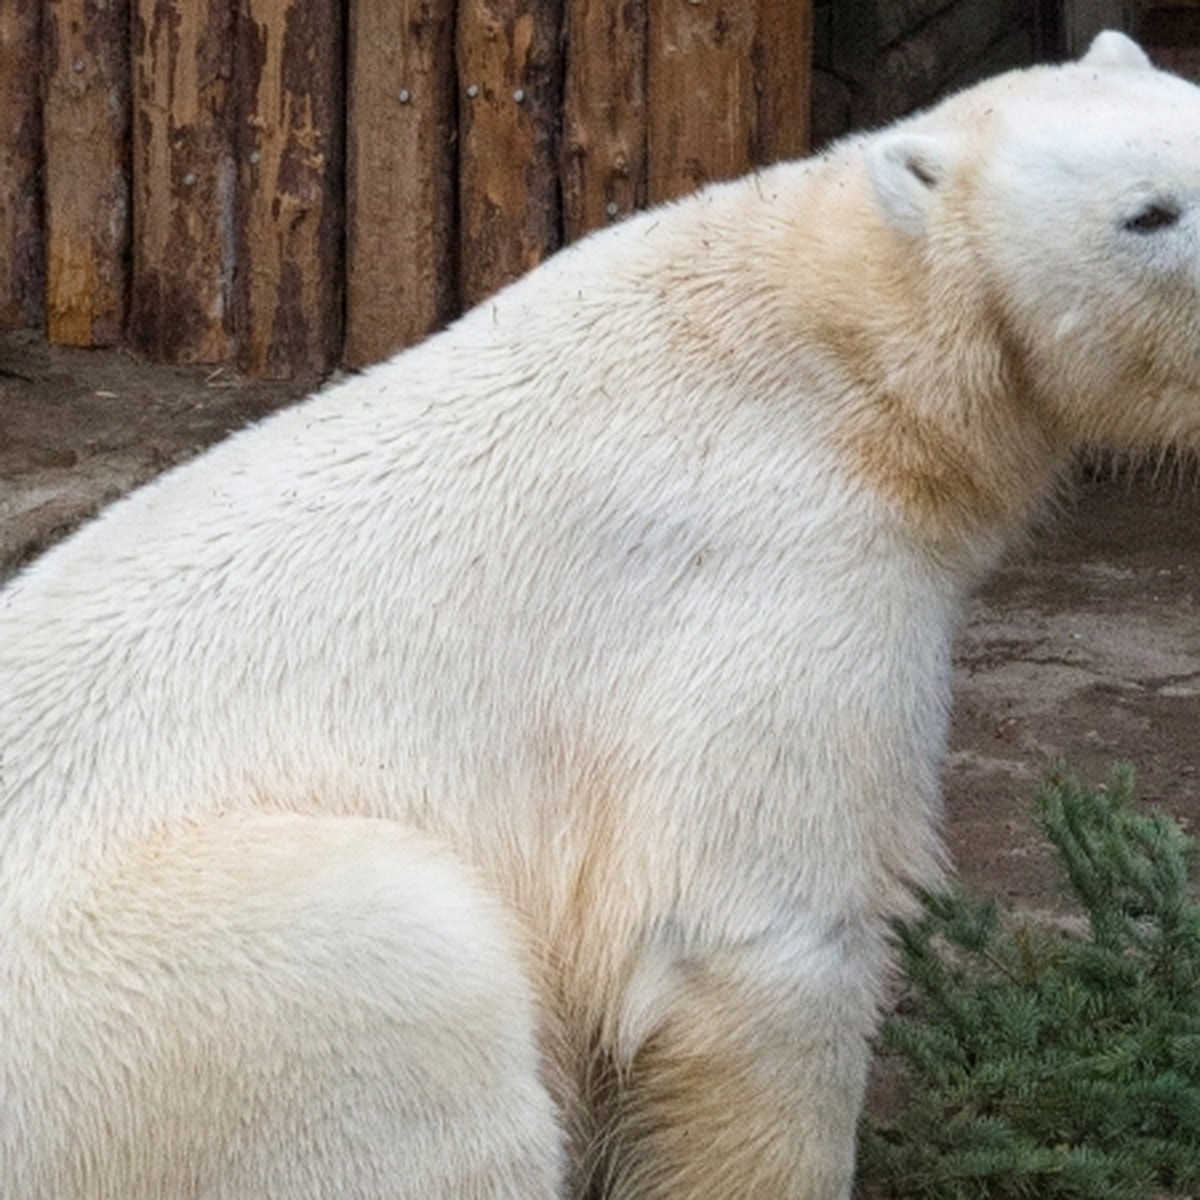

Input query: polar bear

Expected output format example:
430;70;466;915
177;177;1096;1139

2;29;1199;1200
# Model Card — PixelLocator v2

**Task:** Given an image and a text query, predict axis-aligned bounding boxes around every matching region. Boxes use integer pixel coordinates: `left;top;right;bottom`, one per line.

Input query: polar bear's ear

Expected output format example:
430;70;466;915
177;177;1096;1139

1082;30;1152;71
865;132;957;237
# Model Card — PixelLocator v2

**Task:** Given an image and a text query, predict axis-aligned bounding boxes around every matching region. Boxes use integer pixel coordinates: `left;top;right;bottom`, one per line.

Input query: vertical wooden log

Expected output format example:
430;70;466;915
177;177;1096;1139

562;0;648;241
0;1;43;329
647;0;811;206
646;0;756;204
344;0;457;369
235;0;344;378
457;0;561;307
130;0;237;362
754;0;811;164
43;0;130;345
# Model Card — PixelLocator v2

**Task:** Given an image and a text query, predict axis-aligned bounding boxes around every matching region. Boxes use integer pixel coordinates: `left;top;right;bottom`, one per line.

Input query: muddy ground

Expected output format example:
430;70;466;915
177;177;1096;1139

2;325;1198;1124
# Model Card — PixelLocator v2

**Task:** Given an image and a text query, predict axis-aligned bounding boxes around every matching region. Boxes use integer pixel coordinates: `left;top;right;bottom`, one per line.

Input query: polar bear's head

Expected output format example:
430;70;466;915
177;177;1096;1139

866;30;1200;457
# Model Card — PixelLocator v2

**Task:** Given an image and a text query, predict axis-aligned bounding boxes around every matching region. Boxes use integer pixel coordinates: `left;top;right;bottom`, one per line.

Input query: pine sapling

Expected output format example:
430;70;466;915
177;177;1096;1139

858;766;1200;1200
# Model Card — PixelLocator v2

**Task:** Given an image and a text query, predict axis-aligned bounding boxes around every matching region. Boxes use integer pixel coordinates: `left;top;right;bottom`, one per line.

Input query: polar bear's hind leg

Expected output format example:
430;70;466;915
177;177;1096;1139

3;813;563;1200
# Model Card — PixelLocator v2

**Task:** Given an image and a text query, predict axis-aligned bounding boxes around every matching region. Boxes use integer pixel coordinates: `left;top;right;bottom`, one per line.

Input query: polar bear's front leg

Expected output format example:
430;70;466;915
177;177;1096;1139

5;814;564;1200
596;921;881;1199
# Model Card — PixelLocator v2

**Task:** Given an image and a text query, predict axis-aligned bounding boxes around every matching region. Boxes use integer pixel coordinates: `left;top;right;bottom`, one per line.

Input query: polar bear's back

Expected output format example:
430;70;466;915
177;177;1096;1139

0;162;910;885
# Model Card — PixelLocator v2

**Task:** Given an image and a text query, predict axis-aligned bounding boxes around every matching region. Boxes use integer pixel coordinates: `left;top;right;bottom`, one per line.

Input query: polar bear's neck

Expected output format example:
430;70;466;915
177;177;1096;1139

661;153;1074;581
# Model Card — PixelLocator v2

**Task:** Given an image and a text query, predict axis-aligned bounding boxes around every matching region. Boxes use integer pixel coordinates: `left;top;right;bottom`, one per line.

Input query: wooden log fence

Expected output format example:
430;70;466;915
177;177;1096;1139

1;0;811;379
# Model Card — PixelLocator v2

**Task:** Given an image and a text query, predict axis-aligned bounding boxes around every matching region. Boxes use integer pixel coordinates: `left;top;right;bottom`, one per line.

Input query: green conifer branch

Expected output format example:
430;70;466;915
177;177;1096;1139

858;766;1200;1199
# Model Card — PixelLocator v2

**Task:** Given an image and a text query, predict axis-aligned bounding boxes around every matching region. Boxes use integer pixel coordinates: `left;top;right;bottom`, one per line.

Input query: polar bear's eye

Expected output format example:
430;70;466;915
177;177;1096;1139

1123;202;1181;234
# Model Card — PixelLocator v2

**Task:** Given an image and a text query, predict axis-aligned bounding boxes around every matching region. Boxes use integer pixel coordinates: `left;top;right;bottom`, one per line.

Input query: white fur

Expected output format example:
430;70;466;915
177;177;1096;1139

3;31;1200;1199
1083;28;1154;70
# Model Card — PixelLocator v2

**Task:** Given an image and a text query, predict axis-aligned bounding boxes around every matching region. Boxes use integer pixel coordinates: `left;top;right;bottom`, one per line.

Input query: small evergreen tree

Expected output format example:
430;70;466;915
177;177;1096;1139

858;766;1200;1199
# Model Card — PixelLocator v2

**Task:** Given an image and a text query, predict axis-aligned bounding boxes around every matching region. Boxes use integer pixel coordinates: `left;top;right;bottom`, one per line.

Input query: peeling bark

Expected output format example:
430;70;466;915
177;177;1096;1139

0;1;43;329
129;0;236;362
562;0;648;240
344;0;457;368
44;0;129;346
234;0;344;378
457;0;562;307
648;0;809;205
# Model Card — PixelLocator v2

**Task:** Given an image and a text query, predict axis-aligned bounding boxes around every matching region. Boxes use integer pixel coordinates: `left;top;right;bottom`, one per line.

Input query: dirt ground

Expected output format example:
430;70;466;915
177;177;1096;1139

1;324;1197;930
